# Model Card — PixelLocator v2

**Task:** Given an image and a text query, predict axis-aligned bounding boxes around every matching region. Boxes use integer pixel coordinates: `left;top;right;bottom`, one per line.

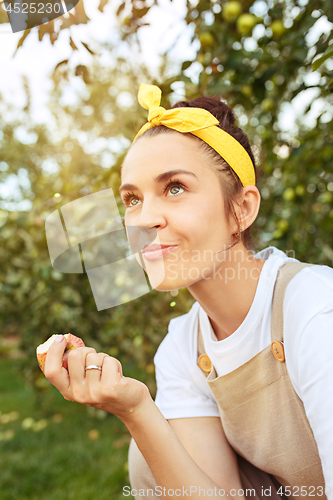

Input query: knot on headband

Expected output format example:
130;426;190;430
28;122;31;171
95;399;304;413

133;83;255;187
136;83;219;134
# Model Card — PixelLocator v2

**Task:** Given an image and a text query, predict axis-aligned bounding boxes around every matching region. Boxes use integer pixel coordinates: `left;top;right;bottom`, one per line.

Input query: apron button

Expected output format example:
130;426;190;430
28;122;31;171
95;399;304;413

271;340;285;362
198;354;212;373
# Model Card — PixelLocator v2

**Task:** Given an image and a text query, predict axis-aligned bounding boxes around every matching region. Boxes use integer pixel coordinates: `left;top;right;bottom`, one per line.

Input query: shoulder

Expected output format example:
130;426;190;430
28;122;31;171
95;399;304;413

282;263;333;377
284;263;333;321
282;267;333;485
281;263;333;399
285;261;333;294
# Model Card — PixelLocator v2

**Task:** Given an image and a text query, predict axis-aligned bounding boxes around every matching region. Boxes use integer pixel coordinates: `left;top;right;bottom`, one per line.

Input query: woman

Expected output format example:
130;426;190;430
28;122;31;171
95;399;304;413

43;84;333;499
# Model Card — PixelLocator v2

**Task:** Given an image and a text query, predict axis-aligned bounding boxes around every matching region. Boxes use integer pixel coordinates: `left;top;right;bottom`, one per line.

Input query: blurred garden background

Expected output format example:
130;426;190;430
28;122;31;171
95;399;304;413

0;0;332;498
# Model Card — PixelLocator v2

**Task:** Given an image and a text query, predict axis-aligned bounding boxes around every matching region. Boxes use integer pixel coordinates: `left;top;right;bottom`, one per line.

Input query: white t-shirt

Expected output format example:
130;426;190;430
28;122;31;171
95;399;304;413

154;246;333;494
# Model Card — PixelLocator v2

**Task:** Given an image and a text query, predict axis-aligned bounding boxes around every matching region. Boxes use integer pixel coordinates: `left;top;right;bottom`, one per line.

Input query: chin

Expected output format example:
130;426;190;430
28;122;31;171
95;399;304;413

145;260;208;291
153;283;180;292
149;275;190;292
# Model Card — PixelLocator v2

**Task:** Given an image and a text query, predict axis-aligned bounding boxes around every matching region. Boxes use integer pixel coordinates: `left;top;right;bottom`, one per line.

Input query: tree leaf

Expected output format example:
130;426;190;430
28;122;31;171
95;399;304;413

70;37;78;51
54;59;69;72
14;29;31;54
98;0;109;12
58;12;75;29
50;32;59;46
81;41;96;55
132;7;150;19
312;47;333;72
75;65;90;84
0;1;9;24
177;75;192;84
181;61;193;71
116;2;126;16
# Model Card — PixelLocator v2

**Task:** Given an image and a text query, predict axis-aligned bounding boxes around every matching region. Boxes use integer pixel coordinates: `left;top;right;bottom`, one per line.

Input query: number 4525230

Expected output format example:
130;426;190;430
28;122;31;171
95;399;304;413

277;485;330;496
4;3;62;14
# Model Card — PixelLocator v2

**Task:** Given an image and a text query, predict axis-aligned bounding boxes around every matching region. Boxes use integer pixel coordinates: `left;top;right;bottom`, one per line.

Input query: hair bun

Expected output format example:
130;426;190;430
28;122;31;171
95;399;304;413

172;96;236;129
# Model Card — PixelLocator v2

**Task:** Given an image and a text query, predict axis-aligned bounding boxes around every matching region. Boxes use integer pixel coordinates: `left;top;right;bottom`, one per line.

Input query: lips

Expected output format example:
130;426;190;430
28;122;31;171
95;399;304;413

142;244;177;253
141;243;178;261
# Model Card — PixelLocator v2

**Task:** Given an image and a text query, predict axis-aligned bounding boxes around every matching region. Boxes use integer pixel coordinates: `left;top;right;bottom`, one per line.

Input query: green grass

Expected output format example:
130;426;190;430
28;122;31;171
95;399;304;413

0;357;135;500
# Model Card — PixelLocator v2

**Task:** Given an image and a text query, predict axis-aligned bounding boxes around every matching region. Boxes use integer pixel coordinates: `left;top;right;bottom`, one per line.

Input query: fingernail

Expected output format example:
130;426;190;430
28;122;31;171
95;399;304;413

55;334;64;342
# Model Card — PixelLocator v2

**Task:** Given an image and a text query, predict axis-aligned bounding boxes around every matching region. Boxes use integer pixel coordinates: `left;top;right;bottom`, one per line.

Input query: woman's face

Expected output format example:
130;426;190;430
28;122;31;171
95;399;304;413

120;132;238;291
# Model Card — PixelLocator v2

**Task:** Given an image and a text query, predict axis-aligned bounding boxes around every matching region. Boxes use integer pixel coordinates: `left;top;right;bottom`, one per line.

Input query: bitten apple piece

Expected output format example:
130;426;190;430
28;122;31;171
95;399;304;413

36;333;85;374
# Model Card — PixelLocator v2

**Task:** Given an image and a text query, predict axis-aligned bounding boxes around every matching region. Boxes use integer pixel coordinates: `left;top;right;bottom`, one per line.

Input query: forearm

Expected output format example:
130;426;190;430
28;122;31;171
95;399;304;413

121;398;244;500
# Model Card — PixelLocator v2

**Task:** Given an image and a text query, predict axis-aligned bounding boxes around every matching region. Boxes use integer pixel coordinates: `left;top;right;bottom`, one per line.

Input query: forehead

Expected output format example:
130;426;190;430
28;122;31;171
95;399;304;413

121;132;209;181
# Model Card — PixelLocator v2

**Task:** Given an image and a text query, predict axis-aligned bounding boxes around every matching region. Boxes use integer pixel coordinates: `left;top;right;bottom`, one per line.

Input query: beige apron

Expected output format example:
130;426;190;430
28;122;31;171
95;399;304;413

128;261;326;499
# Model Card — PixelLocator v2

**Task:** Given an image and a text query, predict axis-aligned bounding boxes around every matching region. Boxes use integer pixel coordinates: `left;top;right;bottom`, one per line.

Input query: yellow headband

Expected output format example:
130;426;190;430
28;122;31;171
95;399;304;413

133;84;255;187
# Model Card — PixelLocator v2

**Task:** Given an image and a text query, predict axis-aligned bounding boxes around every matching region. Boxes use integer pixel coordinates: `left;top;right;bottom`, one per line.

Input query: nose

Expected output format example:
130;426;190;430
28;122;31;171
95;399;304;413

125;195;167;253
134;195;167;230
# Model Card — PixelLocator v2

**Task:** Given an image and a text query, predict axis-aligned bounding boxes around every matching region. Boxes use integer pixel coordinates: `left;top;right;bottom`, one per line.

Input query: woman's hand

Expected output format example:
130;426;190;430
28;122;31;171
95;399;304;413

43;334;151;421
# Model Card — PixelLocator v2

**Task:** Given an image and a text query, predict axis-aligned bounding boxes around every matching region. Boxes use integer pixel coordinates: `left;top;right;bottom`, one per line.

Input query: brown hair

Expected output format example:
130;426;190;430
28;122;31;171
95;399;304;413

135;95;262;250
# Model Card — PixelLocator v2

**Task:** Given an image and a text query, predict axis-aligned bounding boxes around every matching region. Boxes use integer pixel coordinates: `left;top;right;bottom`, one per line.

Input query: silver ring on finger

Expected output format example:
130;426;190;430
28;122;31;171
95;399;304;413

85;364;102;371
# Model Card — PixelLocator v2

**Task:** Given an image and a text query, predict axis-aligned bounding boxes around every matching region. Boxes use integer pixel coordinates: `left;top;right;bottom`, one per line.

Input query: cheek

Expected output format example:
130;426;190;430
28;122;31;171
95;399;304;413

180;200;223;234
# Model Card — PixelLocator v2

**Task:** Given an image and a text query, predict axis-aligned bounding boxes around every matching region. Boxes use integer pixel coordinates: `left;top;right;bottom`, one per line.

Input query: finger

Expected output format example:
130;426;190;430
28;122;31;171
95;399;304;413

85;352;109;380
44;334;70;390
62;351;69;370
67;347;97;384
100;356;123;388
85;352;110;368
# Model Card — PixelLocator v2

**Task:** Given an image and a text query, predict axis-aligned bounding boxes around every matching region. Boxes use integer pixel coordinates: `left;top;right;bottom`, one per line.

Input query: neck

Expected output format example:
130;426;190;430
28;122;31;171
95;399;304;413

187;246;266;341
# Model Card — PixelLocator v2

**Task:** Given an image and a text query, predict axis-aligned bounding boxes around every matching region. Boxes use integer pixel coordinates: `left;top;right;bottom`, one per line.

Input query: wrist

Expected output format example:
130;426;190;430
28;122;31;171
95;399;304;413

119;390;156;429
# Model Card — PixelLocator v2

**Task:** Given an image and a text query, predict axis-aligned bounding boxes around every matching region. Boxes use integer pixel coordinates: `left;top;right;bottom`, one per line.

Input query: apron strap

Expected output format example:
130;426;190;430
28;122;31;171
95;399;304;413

270;261;314;345
197;319;206;358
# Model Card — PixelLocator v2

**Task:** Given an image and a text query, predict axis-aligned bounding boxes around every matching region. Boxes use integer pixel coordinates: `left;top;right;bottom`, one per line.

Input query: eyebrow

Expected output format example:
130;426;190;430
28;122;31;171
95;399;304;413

119;169;198;194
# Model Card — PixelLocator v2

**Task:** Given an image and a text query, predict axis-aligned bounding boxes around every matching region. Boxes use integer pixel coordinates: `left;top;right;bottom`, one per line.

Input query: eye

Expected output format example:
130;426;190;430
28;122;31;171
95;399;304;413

164;180;186;197
129;198;140;207
122;192;141;208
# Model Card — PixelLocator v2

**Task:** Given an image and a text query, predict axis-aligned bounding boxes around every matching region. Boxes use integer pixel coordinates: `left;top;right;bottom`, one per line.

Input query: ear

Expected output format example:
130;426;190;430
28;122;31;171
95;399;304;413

232;185;261;233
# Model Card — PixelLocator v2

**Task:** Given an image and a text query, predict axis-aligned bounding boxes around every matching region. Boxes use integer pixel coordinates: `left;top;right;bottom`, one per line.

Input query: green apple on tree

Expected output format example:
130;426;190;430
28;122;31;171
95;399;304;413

271;20;286;38
236;13;257;35
197;54;207;65
261;98;275;112
241;85;253;98
222;1;242;22
272;228;283;239
295;185;306;196
277;219;289;232
283;187;295;201
318;192;333;204
198;32;215;48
